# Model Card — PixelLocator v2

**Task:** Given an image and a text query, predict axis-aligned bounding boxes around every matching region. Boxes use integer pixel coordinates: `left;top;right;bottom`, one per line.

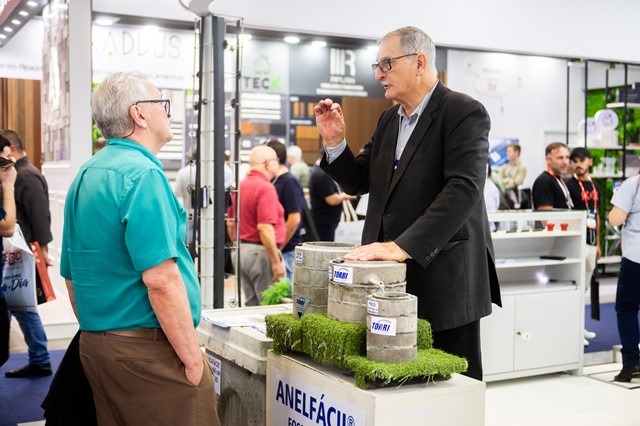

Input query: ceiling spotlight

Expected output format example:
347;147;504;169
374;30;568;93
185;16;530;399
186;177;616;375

284;36;300;44
26;1;38;7
19;11;29;16
4;27;13;33
0;34;6;39
94;18;115;26
11;19;21;25
311;40;327;48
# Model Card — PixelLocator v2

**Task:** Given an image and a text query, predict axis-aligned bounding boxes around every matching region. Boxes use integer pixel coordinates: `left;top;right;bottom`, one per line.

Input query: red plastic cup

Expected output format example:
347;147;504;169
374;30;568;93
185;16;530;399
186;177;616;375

560;223;569;231
546;223;555;231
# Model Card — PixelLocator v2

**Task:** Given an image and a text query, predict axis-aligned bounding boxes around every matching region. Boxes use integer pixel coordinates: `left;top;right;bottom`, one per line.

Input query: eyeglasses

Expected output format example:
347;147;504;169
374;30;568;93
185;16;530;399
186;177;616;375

134;99;171;116
371;53;418;74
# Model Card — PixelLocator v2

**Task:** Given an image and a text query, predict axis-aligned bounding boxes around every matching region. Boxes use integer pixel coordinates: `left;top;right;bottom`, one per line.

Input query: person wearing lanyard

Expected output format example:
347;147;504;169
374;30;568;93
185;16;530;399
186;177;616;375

566;147;601;346
532;142;574;210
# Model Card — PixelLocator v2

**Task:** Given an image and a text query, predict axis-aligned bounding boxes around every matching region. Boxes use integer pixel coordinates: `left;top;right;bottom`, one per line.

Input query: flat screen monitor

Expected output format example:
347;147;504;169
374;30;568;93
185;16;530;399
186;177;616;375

489;137;518;168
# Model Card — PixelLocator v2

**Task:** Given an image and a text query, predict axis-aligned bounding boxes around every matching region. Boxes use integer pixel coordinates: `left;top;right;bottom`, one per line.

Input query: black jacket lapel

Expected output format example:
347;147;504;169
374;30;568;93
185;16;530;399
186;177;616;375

386;83;447;200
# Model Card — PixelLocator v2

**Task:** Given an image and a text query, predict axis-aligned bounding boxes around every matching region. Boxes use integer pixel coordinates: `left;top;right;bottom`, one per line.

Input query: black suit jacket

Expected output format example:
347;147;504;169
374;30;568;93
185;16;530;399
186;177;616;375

322;82;501;331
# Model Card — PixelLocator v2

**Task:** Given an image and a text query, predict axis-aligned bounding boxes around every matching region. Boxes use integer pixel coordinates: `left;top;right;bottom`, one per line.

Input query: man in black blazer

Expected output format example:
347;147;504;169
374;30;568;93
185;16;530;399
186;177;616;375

315;26;500;380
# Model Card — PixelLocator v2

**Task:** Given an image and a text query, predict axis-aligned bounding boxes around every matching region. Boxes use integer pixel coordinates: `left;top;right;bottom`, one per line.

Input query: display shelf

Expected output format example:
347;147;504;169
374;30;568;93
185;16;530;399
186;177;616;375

491;230;582;240
495;257;581;268
488;209;577;222
482;210;586;382
606;102;640;109
499;281;577;295
591;172;624;179
585;144;640;151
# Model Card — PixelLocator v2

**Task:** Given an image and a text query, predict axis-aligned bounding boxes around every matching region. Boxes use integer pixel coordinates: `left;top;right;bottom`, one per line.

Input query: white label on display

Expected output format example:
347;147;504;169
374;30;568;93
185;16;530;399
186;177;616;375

332;266;353;284
367;300;379;315
295;251;304;264
205;353;221;396
370;316;397;336
295;296;311;318
270;366;365;425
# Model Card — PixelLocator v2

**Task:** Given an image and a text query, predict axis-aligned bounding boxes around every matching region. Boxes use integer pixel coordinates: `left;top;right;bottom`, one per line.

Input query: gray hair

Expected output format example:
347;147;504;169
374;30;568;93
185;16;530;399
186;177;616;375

91;72;155;139
381;26;437;75
286;145;302;159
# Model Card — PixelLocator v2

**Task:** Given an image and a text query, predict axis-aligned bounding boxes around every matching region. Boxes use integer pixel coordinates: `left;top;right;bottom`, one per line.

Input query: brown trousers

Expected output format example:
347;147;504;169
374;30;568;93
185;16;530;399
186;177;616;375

80;331;220;426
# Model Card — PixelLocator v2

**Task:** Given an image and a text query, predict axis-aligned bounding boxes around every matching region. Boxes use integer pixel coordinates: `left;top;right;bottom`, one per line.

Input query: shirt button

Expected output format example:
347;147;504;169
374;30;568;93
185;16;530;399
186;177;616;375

434;248;439;253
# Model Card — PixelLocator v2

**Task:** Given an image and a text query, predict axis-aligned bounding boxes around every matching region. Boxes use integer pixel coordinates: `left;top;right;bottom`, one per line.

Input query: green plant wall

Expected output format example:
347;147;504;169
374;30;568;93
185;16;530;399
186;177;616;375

586;89;624;254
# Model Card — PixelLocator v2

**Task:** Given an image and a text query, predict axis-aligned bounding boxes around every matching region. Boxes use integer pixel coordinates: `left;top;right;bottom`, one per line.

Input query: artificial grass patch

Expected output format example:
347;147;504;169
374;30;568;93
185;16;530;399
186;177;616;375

265;313;467;389
300;313;366;368
347;349;468;389
265;311;303;354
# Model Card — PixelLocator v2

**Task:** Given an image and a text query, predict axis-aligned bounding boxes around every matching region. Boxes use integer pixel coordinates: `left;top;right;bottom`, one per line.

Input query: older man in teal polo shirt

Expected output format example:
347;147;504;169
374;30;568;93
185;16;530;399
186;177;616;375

60;72;219;426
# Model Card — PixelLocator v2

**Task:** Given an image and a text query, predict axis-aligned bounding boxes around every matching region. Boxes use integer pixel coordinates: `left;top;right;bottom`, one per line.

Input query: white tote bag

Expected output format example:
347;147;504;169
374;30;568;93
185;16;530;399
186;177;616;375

334;200;364;244
2;224;37;312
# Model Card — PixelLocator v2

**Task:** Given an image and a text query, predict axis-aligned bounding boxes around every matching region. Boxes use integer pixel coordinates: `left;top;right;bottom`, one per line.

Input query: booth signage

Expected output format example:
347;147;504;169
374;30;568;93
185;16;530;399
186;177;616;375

289;44;385;98
234;39;290;94
92;25;194;89
270;366;365;426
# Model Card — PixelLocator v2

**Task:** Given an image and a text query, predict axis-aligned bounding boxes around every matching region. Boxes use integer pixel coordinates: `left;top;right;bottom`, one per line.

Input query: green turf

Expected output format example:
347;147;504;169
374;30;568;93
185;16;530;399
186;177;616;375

265;313;467;389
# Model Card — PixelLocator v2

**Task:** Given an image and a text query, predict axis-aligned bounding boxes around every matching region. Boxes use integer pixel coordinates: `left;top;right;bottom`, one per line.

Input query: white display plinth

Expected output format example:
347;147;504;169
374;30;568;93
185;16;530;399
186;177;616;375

267;352;485;426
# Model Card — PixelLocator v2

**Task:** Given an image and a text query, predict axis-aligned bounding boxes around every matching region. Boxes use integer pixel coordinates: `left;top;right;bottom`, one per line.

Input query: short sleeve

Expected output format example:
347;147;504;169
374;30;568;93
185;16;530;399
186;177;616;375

280;178;304;216
316;172;339;199
255;186;281;225
121;169;180;271
611;177;638;214
532;177;554;209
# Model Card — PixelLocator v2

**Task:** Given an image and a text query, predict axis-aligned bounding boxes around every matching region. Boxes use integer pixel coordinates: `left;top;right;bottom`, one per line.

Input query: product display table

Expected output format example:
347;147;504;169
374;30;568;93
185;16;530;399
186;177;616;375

198;304;293;426
267;352;485;426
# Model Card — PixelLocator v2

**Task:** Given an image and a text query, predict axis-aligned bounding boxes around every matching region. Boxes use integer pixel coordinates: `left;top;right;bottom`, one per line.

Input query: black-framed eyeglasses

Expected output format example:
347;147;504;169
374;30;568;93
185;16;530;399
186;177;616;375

371;53;418;74
134;99;171;115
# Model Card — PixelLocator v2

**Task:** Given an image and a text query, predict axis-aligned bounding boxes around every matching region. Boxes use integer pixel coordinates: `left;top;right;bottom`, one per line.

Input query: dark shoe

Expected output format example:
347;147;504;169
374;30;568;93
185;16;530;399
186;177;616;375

613;365;640;382
5;363;52;378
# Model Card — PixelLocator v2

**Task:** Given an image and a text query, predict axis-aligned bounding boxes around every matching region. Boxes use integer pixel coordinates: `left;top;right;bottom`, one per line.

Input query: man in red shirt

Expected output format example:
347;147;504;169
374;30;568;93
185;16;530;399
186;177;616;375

228;145;286;305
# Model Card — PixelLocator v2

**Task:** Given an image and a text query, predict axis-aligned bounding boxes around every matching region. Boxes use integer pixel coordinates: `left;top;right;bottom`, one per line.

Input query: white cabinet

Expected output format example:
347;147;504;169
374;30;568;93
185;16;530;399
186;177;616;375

482;210;586;382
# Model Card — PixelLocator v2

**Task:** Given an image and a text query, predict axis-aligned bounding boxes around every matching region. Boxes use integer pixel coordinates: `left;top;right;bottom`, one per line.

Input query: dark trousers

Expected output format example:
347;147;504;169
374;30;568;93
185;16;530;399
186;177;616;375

432;320;483;381
316;223;338;242
616;257;640;367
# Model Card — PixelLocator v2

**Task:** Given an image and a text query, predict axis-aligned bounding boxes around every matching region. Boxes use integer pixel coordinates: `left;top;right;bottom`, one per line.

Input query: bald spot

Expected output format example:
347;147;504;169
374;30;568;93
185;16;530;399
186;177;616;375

249;145;276;167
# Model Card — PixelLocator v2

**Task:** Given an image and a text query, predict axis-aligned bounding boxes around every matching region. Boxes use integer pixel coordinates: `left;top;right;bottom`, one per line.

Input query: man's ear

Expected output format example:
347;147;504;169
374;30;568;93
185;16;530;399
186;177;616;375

129;105;149;129
417;52;427;75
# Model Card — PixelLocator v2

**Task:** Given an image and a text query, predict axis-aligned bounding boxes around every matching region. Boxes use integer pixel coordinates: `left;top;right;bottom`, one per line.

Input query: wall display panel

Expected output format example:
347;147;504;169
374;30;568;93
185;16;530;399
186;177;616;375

41;0;70;162
289;44;385;98
447;50;569;189
0;19;43;80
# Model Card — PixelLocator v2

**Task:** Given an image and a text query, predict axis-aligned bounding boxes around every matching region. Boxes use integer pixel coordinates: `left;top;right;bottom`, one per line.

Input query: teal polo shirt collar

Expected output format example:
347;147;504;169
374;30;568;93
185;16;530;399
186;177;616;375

107;138;164;170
